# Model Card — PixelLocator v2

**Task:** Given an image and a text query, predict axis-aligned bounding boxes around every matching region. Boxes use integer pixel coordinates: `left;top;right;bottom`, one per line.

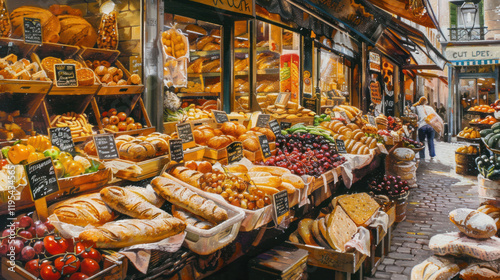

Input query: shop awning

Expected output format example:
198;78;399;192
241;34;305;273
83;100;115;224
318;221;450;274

452;59;500;66
364;0;439;29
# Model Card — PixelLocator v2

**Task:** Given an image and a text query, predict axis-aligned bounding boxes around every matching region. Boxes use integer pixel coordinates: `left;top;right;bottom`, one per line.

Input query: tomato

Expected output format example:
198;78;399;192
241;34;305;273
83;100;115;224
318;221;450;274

40;264;61;280
75;242;101;263
54;255;80;275
0;159;8;170
69;273;89;280
80;258;100;277
24;259;41;277
43;236;69;255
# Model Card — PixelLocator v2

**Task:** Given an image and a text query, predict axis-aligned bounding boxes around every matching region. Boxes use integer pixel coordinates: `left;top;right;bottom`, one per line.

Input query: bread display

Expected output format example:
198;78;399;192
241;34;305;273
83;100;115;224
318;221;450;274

10;6;61;43
410;256;462;280
320;120;377;154
477;205;500;235
57;14;97;47
48;193;116;227
0;54;49;82
88;62;141;86
449;208;497;239
151;176;228;224
51;112;93;138
459;261;500;280
79;217;186;248
97;11;118;50
100;186;171;220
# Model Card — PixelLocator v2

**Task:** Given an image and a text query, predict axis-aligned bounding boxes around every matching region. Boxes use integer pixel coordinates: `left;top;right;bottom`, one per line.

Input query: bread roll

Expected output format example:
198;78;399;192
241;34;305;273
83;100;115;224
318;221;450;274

282;174;305;189
79;217;186;248
278;182;296;194
100;187;171;219
48;193;116;227
224;164;248;173
243;137;259;152
151;176;228;224
449;208;497;239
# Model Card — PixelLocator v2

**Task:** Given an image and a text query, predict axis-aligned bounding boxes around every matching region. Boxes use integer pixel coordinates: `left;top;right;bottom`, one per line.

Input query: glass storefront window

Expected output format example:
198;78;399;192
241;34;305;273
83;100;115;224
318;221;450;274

319;49;350;111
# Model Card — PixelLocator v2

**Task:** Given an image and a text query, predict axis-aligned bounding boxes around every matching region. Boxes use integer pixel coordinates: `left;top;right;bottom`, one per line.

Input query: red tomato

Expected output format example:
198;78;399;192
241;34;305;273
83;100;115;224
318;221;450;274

40;264;61;280
54;255;80;275
0;159;8;170
24;259;41;277
75;242;101;263
80;258;100;277
43;236;69;256
69;273;89;280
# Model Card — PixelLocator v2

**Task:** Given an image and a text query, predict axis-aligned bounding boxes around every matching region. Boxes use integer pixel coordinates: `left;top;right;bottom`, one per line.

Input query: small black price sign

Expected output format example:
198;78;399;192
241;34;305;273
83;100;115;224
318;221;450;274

169;139;184;163
280;122;292;130
256;114;271;128
23;17;42;45
303;97;318;113
25;157;59;201
258;135;272;160
176;122;195;148
93;134;119;160
226;141;243;164
336;139;347;154
212;110;229;123
272;190;290;227
49;127;75;153
368;115;376;126
54;64;78;87
269;119;281;137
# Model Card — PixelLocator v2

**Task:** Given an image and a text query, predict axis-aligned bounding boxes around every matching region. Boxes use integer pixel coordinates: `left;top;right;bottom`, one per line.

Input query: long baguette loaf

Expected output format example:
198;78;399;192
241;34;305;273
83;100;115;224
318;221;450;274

172;205;214;230
125;186;164;208
48;193;115;227
100;187;171;220
169;166;202;188
79;218;185;248
151;176;228;224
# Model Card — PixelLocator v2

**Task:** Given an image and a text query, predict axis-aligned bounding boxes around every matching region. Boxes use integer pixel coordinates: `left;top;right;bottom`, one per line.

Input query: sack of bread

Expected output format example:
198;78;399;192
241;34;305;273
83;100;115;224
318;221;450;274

10;6;61;43
459;261;500;280
449;208;497;239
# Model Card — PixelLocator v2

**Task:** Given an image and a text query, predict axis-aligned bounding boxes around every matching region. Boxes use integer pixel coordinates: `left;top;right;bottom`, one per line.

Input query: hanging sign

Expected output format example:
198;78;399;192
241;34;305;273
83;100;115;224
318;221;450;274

256;114;271;128
369;52;381;72
49;127;75;153
93;134;119;160
188;0;253;16
23;17;42;45
370;81;382;105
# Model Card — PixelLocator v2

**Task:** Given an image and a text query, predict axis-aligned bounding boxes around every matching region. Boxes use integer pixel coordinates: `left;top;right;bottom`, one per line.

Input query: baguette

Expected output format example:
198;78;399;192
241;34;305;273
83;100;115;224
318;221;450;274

48;193;116;227
100;187;171;220
169;167;202;188
172;205;214;230
278;182;296;194
249;166;291;176
151;176;228;224
282;174;305;189
79;217;186;248
251;176;281;188
125;186;164;208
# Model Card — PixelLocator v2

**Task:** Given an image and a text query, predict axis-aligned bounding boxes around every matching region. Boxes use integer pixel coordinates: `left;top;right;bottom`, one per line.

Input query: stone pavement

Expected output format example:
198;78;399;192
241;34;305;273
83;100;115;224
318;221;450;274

366;141;481;280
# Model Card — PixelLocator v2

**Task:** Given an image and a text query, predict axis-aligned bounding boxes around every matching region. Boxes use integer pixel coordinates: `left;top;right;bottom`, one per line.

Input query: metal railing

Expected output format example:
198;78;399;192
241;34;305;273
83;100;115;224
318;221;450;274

448;26;488;41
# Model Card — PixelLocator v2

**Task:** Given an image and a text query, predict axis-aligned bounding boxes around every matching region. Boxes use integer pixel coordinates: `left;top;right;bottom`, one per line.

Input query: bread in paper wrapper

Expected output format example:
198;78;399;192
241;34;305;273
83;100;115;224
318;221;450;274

429;232;500;261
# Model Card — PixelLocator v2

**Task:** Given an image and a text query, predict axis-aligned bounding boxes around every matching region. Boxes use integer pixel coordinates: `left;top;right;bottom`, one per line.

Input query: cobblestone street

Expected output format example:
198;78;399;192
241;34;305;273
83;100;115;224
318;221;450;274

367;141;481;280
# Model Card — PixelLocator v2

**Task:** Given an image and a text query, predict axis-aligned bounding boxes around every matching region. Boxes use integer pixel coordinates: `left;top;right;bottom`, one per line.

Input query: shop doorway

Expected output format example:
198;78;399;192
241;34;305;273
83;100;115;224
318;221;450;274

458;76;498;130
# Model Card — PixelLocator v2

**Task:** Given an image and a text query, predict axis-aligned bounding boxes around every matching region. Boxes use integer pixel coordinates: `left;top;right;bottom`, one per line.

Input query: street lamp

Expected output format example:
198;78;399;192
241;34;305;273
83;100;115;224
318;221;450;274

461;2;478;40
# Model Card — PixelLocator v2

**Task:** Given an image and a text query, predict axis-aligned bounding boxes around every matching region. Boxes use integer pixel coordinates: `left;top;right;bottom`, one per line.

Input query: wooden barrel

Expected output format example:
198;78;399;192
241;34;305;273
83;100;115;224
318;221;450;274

455;151;478;176
390;191;410;222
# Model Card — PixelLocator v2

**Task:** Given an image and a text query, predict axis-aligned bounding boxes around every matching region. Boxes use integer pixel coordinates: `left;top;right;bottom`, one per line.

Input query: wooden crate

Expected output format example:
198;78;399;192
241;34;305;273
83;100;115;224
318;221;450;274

163;118;214;134
95;61;144;96
115;155;170;181
204;146;227;160
0;79;52;94
1;251;127;280
184;145;205;161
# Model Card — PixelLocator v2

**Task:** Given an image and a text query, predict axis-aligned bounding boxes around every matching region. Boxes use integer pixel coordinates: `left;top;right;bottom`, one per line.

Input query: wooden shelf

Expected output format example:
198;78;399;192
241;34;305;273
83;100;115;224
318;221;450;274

188;72;221;78
177;92;219;98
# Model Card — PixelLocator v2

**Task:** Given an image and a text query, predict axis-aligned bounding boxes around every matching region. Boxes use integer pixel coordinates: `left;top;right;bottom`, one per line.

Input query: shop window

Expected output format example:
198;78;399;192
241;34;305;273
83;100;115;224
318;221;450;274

319;49;350;112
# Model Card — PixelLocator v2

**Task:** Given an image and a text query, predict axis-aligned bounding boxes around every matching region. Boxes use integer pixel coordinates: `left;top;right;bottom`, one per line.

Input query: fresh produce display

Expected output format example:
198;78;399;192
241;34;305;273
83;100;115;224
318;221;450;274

387;116;402;131
480;123;500;150
476;155;500;179
265;101;316;120
164;101;217;122
369;175;410;196
101;109;143;132
468;105;495;113
259;132;346;177
456;145;478;154
313;114;332;126
0;214;104;279
402;137;423;149
319;121;378;154
470;115;497;125
0;54;50;81
50;112;93;138
458;127;481;139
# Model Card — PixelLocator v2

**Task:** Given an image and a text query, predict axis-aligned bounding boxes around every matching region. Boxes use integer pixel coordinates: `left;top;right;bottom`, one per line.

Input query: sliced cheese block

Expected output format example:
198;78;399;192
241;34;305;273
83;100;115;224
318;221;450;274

325;206;357;252
429;232;500;261
338;193;380;226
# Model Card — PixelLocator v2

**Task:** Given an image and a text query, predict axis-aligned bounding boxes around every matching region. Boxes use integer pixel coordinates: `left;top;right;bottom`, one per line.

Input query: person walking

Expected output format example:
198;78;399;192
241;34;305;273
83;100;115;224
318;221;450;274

412;96;440;160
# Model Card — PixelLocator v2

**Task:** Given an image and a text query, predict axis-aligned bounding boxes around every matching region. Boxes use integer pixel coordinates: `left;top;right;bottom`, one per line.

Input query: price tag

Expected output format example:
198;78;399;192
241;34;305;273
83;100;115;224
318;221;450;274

269;119;281;137
169;139;184;163
272;190;290;229
258;135;272;160
368;115;376;126
49;127;75;153
54;64;78;87
256;114;271;128
335;139;347;154
226;141;243;163
93;134;119;160
280;122;292;130
23;18;42;45
212;110;229;123
335;111;350;123
176;122;196;149
25;157;59;201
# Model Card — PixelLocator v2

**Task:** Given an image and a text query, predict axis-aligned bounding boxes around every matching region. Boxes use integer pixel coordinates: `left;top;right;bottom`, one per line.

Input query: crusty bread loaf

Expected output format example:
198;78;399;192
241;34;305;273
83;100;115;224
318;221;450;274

410;256;462;280
57;15;97;47
100;187;171;220
172;205;214;230
298;218;318;246
151;176;228;224
249;166;291;176
449;208;497;239
169;166;202;188
119;141;156;162
48;193;116;227
79;217;185;248
460;261;500;280
11;6;61;43
282;174;305;189
224;164;249;174
125;186;164;208
311;218;330;248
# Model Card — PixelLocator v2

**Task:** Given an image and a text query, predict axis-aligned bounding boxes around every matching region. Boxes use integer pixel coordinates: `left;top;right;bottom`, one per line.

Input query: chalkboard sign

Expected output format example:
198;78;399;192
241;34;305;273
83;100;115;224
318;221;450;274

335;139;347;154
272;190;289;226
280;122;291;130
226;141;243;164
303;97;318;113
269;120;281;137
54;64;77;87
258;135;272;160
49;127;75;153
212;110;228;123
93;134;119;160
169;139;184;162
23;17;42;45
368;115;376;126
256;114;270;128
176;122;195;148
25;157;59;201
